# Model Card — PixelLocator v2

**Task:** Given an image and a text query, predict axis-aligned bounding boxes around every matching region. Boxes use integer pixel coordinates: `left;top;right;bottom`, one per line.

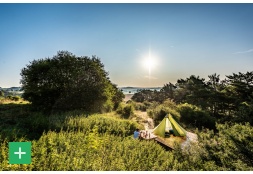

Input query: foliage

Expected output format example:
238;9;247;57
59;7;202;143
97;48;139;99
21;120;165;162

20;51;124;113
194;123;253;170
177;103;216;130
133;71;253;127
2;70;253;171
116;102;135;119
132;89;164;103
64;114;142;137
0;100;141;141
130;101;151;111
1;98;253;171
1;130;172;171
147;100;180;126
2;118;253;171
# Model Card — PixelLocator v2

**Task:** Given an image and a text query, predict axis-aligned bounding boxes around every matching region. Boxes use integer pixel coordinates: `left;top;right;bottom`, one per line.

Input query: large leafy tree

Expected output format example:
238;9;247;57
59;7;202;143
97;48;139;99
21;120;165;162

20;51;123;112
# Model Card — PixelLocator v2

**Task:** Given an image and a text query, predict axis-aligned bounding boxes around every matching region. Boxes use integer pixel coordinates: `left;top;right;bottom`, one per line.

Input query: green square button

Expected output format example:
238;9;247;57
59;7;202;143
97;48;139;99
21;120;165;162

9;142;31;164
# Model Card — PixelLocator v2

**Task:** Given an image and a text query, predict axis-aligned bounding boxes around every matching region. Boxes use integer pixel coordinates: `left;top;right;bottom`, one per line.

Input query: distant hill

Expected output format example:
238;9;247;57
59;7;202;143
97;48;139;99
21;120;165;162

120;87;162;94
120;87;162;89
0;87;22;92
0;87;23;96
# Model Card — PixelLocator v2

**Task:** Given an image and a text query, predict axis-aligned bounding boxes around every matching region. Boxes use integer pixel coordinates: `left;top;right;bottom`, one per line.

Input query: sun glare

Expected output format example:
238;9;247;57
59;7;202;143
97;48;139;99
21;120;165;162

144;58;155;70
141;49;158;81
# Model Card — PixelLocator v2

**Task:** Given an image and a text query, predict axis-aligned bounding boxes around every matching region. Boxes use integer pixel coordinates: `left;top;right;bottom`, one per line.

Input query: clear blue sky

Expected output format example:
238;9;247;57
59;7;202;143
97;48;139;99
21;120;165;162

0;3;253;88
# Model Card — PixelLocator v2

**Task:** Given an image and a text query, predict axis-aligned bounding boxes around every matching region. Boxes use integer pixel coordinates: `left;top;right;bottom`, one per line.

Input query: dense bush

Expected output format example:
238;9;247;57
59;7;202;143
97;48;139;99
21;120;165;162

2;122;252;171
0;129;172;171
147;100;180;126
116;103;135;119
177;103;216;130
64;114;142;137
131;101;153;111
192;123;253;170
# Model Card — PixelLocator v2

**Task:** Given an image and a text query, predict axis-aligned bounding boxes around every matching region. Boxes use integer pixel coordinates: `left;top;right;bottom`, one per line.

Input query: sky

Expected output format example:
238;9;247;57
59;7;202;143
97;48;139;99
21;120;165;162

0;3;253;88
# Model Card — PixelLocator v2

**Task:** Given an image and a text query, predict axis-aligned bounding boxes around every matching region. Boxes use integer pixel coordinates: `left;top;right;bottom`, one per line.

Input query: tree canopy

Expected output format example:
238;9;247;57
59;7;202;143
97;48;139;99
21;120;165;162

20;51;124;113
132;71;253;127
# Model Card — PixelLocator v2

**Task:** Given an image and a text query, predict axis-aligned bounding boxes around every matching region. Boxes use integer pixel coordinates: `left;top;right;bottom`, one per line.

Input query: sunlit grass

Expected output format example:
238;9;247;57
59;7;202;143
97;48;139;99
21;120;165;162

0;97;30;105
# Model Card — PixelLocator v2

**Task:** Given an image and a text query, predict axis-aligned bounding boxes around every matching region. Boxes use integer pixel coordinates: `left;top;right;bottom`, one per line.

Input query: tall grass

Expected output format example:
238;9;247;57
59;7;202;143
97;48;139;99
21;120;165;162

1;115;169;171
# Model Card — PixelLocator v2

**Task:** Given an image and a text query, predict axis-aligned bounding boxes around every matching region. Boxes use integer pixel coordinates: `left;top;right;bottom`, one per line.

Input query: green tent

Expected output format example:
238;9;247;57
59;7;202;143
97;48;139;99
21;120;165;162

152;114;186;137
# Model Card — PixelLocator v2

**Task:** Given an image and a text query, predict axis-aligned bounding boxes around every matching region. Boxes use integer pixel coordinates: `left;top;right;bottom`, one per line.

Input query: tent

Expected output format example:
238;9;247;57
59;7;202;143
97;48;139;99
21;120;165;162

152;114;186;137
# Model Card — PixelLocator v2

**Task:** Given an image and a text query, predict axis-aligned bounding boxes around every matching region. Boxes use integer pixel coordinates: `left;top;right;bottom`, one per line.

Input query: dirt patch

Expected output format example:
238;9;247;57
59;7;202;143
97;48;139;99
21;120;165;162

133;111;154;130
124;94;133;102
181;131;198;149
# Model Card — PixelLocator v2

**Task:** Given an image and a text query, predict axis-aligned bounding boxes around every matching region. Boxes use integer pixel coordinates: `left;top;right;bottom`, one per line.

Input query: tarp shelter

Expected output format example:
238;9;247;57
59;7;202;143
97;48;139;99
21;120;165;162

152;114;186;137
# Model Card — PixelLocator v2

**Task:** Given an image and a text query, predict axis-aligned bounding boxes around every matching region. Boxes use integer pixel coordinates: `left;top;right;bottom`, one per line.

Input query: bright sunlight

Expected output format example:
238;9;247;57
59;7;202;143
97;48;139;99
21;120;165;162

142;49;158;80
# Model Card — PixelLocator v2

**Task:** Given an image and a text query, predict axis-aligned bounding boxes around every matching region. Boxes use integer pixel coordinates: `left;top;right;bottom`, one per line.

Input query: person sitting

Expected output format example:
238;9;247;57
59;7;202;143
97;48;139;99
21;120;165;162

133;129;140;139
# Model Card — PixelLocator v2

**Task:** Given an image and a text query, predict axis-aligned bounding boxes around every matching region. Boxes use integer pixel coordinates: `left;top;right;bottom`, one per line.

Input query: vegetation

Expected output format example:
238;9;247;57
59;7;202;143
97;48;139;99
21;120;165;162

1;52;252;170
132;72;253;127
20;51;124;113
1;105;252;170
116;102;135;119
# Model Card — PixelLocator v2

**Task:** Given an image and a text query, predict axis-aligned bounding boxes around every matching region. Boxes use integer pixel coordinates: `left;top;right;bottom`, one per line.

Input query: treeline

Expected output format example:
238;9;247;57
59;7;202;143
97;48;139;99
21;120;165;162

132;72;253;127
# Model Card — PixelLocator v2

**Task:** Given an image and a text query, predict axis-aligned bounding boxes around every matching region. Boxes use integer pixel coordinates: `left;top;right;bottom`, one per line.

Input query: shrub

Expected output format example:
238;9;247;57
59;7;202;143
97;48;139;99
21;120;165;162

12;96;20;101
122;104;134;119
177;103;215;130
116;103;135;119
147;100;180;126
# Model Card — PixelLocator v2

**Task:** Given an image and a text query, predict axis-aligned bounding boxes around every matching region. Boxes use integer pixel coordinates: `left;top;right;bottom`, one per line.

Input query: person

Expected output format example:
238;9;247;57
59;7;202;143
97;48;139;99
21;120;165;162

133;129;140;139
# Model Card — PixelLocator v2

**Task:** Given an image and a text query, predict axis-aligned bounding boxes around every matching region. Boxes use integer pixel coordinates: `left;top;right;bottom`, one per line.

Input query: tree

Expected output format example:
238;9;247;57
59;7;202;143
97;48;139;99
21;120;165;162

132;89;153;102
20;51;124;112
218;71;253;124
177;103;216;129
174;75;209;108
160;82;176;101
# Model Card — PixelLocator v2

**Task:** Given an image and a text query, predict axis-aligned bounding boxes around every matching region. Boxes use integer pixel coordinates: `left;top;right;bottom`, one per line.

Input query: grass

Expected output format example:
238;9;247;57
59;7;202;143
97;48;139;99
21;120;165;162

0;97;29;105
0;100;170;171
161;135;186;148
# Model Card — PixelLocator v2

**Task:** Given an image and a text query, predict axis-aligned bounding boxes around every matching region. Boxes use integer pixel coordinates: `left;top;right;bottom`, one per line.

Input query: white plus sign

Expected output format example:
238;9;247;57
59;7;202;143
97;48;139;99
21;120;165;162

14;147;26;159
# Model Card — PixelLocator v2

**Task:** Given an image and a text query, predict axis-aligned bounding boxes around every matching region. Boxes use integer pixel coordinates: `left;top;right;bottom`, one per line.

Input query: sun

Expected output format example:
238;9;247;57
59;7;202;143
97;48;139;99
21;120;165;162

142;51;157;74
144;58;155;70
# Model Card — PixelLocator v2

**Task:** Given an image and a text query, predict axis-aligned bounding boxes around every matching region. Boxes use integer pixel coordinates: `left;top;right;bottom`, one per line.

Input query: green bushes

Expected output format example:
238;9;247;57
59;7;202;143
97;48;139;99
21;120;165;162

147;100;180;126
146;100;215;130
116;103;134;119
64;114;141;137
131;101;152;111
177;103;216;130
1;102;253;171
2;122;253;171
0;129;172;171
193;123;253;170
